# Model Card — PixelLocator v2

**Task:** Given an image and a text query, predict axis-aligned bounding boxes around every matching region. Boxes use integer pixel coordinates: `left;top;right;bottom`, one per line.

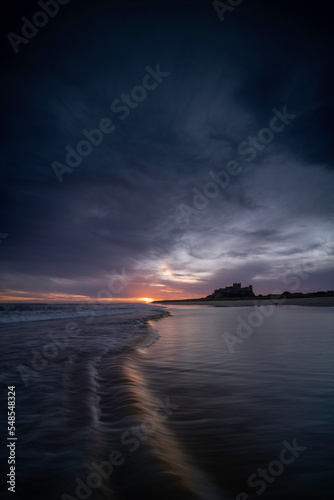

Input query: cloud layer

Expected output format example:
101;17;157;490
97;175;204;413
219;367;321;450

1;0;334;300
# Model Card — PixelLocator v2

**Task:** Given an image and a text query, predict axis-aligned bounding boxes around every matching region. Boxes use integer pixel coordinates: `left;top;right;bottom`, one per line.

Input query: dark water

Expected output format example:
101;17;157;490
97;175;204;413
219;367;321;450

1;305;333;499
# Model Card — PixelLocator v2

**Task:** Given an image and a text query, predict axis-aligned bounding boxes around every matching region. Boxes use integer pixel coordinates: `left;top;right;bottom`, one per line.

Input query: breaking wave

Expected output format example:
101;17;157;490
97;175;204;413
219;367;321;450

0;302;165;324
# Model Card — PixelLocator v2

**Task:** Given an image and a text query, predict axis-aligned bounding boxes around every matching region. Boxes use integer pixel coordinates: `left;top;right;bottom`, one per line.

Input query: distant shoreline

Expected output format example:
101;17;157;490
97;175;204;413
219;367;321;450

153;297;334;307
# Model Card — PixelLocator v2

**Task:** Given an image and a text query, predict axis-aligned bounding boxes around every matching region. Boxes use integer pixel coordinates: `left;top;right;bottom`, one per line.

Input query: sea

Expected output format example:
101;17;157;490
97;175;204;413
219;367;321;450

0;302;333;500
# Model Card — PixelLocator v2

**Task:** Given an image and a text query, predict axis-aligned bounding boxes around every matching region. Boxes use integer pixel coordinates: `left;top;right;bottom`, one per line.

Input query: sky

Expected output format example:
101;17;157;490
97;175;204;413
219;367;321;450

1;0;334;302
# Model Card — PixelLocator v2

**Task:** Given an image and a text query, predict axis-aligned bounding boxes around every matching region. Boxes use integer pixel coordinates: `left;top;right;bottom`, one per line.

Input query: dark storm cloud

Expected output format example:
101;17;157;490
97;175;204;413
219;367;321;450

1;0;333;299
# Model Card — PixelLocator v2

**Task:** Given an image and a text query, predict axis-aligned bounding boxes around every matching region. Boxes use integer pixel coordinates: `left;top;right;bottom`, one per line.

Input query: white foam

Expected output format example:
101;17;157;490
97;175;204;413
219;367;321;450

0;302;165;324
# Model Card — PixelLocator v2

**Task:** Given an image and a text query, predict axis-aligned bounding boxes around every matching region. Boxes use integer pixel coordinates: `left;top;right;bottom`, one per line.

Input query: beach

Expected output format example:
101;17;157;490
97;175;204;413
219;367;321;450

154;296;334;307
1;1;333;498
1;302;334;499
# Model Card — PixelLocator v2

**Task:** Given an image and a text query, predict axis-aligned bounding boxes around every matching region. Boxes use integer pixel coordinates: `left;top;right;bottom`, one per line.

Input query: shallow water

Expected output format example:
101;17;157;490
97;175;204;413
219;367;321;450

1;304;333;499
142;305;334;499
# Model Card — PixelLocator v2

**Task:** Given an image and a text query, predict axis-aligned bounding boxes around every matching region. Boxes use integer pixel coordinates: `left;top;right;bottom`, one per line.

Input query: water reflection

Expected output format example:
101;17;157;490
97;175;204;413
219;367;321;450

142;305;334;499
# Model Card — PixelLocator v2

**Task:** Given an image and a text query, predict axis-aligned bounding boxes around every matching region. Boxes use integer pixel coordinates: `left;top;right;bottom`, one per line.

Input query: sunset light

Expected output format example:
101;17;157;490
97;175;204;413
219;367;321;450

1;2;333;500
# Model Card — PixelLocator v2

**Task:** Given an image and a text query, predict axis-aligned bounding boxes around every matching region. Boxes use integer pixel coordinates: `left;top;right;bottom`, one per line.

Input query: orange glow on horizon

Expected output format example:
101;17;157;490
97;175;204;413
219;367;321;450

137;297;154;303
0;289;202;303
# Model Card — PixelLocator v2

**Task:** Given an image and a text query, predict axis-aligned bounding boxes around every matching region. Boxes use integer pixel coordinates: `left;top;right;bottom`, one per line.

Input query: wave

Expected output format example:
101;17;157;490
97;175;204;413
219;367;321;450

0;302;166;324
61;347;223;500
